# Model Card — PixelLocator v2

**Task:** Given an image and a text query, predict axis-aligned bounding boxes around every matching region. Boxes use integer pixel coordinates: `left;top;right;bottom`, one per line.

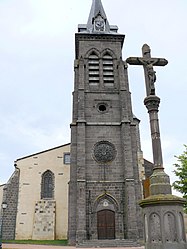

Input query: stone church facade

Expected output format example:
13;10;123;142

0;0;157;244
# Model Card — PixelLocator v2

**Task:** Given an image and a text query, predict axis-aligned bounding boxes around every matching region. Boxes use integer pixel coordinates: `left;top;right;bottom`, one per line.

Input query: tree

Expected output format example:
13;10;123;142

173;145;187;213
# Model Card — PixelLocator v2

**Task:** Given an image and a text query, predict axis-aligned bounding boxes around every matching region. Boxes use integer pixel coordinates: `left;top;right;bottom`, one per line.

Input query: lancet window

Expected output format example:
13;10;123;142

41;170;54;199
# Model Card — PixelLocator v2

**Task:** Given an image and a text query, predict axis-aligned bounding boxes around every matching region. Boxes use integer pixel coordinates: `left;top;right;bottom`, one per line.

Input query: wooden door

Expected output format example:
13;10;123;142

97;210;115;240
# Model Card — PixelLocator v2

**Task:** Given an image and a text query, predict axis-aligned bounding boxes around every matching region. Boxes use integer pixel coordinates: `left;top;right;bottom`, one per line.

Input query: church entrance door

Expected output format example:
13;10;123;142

97;210;115;240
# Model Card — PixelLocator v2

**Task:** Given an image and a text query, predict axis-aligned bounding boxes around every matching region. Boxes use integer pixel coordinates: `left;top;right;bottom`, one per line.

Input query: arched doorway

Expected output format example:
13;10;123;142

97;210;115;240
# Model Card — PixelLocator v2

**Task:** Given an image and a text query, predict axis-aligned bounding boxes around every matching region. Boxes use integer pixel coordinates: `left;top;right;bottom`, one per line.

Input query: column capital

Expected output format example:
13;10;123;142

144;95;160;112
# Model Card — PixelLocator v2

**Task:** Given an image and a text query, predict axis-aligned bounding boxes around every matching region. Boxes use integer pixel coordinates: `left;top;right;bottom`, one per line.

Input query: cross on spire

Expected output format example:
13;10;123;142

126;44;168;96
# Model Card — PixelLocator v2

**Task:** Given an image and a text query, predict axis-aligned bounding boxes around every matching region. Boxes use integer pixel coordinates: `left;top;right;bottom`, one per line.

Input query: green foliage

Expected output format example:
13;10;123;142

173;145;187;213
2;240;68;245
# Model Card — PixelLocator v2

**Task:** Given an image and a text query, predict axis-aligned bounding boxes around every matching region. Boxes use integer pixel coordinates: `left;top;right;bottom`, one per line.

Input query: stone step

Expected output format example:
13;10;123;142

77;239;141;248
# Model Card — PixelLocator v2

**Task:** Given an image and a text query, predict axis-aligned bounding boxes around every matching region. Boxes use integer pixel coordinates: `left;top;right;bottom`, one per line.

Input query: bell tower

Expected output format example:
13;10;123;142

68;0;143;245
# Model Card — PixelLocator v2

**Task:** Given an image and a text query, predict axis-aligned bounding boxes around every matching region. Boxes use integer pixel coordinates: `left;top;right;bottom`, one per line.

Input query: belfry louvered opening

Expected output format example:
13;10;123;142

103;54;114;85
88;53;99;85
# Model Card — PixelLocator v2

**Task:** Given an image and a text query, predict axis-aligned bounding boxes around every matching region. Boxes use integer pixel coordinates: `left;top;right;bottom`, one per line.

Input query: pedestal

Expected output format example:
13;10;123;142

140;168;187;249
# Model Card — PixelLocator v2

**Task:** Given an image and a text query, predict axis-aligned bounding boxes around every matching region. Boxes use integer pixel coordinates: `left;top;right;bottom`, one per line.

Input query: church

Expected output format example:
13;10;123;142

0;0;155;245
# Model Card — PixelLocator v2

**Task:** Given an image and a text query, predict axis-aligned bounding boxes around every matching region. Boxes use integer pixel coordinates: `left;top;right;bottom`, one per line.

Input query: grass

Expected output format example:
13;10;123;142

3;240;68;246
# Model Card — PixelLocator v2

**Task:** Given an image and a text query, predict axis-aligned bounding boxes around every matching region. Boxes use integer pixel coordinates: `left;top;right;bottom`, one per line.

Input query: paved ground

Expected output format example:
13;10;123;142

3;244;144;249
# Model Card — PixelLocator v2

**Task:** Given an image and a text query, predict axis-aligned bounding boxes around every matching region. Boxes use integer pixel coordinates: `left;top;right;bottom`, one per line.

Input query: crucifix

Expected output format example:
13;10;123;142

126;44;168;169
134;46;187;249
126;44;168;96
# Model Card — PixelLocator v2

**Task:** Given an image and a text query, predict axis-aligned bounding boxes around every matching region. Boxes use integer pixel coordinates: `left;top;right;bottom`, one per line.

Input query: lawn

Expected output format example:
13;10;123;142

3;240;68;246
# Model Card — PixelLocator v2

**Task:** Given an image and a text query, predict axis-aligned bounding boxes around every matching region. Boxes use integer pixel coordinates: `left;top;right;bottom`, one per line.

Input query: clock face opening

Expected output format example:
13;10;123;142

94;15;105;32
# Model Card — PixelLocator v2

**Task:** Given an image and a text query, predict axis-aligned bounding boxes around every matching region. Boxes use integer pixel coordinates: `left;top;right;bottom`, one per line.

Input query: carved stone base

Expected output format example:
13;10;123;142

140;196;187;249
140;168;187;249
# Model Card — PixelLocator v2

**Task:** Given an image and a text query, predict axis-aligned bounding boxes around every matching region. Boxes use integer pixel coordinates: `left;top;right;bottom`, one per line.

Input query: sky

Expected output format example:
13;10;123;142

0;0;187;196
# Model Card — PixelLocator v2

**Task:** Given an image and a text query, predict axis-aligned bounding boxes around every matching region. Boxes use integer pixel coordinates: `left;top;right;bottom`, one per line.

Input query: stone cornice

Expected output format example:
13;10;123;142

139;194;186;207
71;121;135;127
75;33;125;59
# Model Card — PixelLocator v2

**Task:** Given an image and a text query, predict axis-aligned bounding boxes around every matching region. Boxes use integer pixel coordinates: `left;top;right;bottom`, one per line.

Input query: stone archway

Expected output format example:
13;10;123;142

90;193;120;240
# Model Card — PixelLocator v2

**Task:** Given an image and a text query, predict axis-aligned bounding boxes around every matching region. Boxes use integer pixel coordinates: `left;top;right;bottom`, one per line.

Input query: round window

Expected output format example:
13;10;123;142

97;103;108;113
93;141;117;164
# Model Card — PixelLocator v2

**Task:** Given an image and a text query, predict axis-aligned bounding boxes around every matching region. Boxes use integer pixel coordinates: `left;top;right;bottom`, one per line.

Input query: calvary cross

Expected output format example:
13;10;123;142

126;44;168;96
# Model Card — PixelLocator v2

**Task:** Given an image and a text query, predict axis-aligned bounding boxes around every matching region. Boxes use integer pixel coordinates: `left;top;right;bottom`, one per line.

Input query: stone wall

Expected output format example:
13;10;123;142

2;168;20;240
0;184;5;205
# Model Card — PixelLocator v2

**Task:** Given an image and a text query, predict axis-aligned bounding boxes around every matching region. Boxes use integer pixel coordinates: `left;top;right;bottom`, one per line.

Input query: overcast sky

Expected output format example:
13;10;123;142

0;0;187;196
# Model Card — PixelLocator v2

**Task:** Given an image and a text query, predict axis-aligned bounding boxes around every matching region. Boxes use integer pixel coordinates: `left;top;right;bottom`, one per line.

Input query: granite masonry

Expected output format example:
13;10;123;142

2;169;20;240
68;0;143;246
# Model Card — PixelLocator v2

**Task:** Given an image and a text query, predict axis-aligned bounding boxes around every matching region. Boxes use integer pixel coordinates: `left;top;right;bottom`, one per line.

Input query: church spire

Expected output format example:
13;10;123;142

78;0;118;33
87;0;110;33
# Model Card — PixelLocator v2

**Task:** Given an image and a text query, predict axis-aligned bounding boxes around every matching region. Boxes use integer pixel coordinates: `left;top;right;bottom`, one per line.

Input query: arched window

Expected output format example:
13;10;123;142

41;170;54;199
103;53;114;85
88;52;99;85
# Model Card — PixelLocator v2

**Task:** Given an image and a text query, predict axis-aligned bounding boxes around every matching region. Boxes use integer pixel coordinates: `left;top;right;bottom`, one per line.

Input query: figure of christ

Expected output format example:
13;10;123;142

126;44;168;97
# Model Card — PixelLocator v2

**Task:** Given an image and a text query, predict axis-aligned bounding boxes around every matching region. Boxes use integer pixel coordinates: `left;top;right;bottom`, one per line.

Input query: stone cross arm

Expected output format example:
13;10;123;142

126;57;168;67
